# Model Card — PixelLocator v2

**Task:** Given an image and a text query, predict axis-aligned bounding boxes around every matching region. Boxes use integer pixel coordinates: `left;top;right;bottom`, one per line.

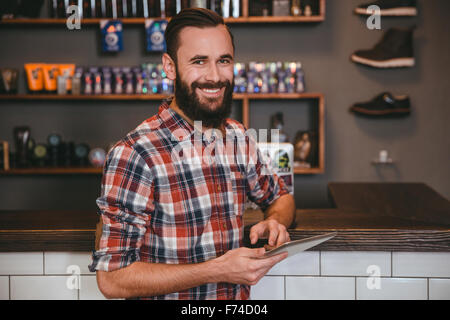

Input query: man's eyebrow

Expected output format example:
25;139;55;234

189;55;208;62
189;54;234;62
219;54;234;60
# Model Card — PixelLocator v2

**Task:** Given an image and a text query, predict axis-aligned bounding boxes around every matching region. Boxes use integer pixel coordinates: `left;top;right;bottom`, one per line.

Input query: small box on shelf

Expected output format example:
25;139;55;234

0;141;11;171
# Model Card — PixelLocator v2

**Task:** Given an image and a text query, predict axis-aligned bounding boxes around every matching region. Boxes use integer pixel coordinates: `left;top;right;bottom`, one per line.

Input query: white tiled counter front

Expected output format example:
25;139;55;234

0;252;105;300
251;251;450;300
0;251;449;300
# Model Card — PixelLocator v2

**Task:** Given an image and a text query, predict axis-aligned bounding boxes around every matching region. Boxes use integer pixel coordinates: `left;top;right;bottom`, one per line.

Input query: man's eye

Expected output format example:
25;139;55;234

219;59;231;64
193;60;205;65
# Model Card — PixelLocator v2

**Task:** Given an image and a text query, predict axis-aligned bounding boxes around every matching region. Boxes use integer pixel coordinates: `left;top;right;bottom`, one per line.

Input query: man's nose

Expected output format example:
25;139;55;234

204;63;220;83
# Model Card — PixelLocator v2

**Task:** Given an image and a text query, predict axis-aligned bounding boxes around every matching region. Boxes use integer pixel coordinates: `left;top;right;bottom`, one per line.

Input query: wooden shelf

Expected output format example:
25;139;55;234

0;167;103;175
0;0;326;25
0;92;323;101
0;94;171;101
0;92;325;175
0;16;324;25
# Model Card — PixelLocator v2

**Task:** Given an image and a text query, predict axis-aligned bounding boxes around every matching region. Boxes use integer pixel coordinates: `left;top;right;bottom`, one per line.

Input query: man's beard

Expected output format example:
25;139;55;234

174;70;234;128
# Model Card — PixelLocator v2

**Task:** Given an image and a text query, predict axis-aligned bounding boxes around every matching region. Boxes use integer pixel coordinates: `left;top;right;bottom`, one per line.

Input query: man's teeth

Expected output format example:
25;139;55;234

202;88;220;93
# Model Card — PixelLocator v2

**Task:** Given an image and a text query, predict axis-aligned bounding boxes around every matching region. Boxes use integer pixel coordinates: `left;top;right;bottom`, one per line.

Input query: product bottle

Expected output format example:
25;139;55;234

14;127;31;168
231;0;240;18
190;0;207;8
222;0;230;17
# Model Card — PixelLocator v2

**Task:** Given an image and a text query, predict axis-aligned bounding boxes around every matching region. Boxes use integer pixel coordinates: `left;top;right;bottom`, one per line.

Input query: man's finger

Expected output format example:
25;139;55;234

275;228;290;247
268;226;279;246
244;247;266;258
249;224;266;244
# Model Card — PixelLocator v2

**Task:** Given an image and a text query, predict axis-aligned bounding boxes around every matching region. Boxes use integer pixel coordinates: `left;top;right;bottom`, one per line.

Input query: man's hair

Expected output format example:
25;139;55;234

164;8;235;64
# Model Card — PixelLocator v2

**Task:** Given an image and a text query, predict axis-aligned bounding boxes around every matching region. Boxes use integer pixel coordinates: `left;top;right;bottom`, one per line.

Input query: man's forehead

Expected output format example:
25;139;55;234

177;25;234;58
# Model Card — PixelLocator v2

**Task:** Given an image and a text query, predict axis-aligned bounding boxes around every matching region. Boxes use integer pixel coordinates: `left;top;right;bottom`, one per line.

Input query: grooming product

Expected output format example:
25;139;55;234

14;126;31;168
0;68;19;94
146;19;168;52
222;0;230;18
24;64;44;92
43;65;60;92
100;20;123;52
231;0;239;18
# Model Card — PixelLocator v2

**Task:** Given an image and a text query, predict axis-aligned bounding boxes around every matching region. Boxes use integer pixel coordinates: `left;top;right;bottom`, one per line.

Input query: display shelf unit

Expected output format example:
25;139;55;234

0;167;102;175
0;92;325;175
0;0;325;25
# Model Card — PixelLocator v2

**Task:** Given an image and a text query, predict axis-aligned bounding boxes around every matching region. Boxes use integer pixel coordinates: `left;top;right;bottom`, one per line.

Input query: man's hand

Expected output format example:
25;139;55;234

213;247;287;286
249;219;291;249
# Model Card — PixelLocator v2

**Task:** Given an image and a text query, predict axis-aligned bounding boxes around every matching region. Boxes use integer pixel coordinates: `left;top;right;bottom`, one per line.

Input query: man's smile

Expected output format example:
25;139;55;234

196;86;226;99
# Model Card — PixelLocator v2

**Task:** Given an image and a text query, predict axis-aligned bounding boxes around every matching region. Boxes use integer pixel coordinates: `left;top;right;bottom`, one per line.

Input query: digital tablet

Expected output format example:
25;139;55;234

263;232;337;258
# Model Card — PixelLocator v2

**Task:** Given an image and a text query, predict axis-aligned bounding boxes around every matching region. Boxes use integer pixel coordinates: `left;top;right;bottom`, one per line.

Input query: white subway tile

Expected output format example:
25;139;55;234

250;276;284;300
44;252;93;275
80;275;106;300
10;276;78;300
0;252;43;275
0;277;9;300
429;279;450;300
286;277;355;300
321;251;391;276
393;252;450;278
267;252;319;276
356;277;427;300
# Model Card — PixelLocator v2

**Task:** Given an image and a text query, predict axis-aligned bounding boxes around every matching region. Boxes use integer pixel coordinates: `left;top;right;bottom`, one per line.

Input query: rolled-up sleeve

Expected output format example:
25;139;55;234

245;144;290;211
88;141;154;273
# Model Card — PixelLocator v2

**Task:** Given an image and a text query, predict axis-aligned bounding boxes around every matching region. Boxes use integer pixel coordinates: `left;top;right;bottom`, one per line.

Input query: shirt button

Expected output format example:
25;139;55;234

222;223;227;229
217;185;221;192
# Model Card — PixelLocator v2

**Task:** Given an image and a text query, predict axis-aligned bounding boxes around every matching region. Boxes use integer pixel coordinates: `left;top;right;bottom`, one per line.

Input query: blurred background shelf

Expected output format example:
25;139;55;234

0;167;103;175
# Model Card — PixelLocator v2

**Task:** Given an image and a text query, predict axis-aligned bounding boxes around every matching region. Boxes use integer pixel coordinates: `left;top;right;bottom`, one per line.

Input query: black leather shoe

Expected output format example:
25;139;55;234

355;0;417;16
350;92;411;117
351;27;415;68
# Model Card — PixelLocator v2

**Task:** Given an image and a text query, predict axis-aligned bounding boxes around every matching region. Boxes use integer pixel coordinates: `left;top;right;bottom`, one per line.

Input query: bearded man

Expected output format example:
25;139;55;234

89;8;295;300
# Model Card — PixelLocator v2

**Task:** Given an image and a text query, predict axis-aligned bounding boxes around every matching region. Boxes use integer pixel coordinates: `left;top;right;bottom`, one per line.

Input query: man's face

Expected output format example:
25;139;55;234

173;25;235;128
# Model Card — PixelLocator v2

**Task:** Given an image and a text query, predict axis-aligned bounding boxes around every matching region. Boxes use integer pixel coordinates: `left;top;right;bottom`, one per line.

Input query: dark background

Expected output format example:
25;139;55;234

0;0;449;211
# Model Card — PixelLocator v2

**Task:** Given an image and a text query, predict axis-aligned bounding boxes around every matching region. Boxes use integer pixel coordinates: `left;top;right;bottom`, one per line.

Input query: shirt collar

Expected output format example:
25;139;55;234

157;101;194;143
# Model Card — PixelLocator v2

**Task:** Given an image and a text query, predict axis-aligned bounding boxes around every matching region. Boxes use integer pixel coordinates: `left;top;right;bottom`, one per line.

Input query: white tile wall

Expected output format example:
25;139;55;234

44;252;92;275
250;276;284;300
286;277;355;300
10;276;78;300
0;252;43;275
429;279;450;300
393;252;450;278
321;251;391;276
80;275;106;300
267;252;319;276
1;251;449;300
356;278;427;300
0;276;9;300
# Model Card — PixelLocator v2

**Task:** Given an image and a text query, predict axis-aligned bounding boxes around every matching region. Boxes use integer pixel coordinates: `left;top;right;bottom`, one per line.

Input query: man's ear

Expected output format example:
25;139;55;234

162;53;176;81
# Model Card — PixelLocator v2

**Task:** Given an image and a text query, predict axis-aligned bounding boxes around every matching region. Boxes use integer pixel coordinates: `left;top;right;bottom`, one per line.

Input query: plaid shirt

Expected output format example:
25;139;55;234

89;102;289;300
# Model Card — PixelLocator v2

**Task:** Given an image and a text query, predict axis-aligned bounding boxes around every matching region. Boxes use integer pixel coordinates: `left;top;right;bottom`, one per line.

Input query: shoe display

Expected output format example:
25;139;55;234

350;92;411;117
355;0;417;16
351;27;415;68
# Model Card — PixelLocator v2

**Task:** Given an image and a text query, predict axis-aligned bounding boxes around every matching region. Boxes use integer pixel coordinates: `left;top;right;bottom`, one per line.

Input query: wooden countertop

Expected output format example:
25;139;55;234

1;208;449;252
243;209;450;252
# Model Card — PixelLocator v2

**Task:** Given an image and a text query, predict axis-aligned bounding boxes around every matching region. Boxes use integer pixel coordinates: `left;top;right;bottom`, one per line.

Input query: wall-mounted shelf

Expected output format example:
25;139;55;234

0;167;102;175
0;92;325;175
0;0;325;25
0;16;324;25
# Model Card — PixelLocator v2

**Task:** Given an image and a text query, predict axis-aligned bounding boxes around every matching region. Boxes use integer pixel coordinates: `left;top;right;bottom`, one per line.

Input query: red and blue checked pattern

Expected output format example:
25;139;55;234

89;102;289;300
